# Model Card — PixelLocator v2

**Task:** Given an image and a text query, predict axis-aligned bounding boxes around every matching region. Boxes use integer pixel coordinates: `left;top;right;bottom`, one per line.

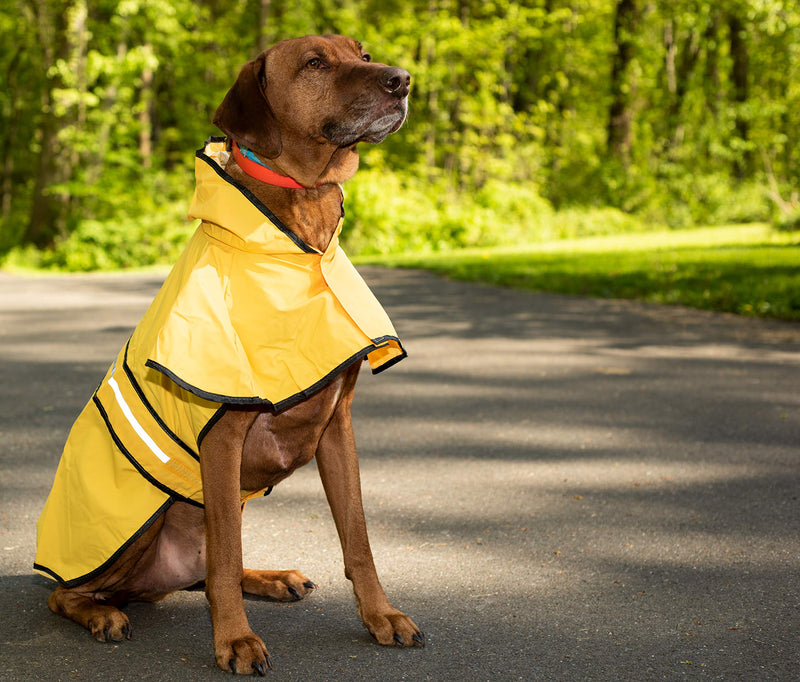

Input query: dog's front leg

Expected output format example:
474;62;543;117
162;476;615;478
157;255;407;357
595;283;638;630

315;383;424;648
199;408;272;676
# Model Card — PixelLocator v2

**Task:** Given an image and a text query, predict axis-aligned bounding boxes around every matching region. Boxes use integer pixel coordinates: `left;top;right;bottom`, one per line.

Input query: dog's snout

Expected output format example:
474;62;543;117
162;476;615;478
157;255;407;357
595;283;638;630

380;67;411;97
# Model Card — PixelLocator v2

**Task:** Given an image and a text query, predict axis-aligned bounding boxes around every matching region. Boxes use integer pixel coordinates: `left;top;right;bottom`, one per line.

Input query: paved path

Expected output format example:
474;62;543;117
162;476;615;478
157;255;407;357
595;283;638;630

0;268;798;680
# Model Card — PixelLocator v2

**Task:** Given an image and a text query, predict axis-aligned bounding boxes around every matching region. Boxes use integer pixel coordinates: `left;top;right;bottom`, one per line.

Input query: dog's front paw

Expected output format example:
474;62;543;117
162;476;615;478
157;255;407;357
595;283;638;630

362;607;425;648
215;632;273;676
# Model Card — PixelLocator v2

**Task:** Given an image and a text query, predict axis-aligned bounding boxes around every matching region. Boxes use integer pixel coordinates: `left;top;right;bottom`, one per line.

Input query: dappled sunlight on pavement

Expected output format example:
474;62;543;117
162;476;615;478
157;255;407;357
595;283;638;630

0;268;797;679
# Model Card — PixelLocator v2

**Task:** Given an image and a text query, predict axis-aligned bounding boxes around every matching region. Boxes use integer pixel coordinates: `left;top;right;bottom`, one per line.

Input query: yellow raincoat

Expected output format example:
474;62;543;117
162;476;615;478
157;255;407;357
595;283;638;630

34;138;406;586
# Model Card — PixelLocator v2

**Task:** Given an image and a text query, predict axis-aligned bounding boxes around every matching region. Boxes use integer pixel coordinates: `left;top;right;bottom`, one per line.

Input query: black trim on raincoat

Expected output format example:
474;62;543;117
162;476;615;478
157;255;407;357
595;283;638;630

34;498;176;588
122;340;200;462
197;138;318;255
145;336;407;414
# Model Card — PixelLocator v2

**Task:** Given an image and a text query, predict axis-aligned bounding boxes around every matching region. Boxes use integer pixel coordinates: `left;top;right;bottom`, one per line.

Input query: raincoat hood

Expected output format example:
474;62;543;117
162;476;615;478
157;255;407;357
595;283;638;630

136;137;406;410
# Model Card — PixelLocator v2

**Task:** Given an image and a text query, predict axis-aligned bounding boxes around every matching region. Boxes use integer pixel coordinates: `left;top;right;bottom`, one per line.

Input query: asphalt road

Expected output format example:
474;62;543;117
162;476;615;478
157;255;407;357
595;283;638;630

0;267;798;681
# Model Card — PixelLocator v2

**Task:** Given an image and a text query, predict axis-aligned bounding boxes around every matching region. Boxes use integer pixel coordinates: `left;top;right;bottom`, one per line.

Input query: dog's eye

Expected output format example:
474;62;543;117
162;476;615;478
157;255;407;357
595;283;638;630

306;58;322;69
362;53;371;63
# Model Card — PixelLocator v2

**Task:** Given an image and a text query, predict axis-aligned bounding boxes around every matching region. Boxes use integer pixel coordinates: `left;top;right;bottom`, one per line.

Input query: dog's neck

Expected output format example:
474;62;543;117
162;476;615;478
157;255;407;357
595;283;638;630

232;141;311;189
260;133;361;188
225;136;360;252
225;156;345;253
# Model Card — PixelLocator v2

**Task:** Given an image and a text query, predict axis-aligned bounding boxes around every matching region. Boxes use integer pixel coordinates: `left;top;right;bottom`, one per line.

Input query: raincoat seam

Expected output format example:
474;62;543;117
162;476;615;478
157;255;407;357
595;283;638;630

32;562;63;584
145;337;404;413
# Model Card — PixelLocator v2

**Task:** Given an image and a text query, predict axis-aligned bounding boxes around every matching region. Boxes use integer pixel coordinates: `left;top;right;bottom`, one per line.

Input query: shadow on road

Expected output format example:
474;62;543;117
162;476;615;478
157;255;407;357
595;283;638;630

0;269;797;680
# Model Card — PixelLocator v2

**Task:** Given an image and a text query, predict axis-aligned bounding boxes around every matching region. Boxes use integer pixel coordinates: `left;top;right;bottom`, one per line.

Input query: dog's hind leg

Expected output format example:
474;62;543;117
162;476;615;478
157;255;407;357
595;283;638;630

241;569;317;601
44;501;207;644
48;588;132;642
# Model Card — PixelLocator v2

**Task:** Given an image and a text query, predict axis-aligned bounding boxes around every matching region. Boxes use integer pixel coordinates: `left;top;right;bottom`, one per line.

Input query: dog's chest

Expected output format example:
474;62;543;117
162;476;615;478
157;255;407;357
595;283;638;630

238;370;350;489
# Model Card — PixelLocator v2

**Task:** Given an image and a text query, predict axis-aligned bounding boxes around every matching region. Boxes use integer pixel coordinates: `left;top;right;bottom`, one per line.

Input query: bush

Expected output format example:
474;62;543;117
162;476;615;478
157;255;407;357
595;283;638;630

341;170;441;255
549;206;646;239
773;208;800;232
341;169;555;255
5;169;651;267
4;202;196;271
473;180;554;244
7;163;774;271
630;170;771;229
341;169;655;255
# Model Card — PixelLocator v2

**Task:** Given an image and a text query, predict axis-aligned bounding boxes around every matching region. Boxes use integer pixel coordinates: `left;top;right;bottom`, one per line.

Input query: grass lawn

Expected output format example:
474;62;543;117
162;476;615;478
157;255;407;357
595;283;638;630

357;224;800;321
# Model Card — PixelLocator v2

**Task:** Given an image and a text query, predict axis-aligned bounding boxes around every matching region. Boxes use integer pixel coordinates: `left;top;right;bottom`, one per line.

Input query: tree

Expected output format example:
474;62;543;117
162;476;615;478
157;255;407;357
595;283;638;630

24;0;75;247
727;9;751;178
2;0;799;260
607;0;640;165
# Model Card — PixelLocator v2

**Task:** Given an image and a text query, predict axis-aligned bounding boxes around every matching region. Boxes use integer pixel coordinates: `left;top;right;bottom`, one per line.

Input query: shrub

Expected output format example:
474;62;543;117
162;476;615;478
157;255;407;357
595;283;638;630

341;169;555;255
773;208;800;233
4;202;195;271
549;206;646;239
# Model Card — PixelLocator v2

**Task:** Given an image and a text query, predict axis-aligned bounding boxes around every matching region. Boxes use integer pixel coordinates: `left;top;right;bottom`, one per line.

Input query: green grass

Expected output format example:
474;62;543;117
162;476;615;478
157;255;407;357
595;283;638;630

357;225;800;321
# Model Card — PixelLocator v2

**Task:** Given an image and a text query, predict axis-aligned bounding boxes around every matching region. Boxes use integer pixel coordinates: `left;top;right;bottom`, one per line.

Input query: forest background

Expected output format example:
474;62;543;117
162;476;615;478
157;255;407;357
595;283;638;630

1;0;798;271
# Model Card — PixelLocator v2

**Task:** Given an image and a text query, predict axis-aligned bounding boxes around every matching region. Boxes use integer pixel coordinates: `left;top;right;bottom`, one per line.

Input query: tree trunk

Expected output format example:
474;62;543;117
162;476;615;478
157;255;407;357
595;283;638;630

139;44;154;169
703;12;721;116
89;39;128;184
27;104;62;248
728;13;751;179
423;0;439;177
24;0;70;248
664;18;699;150
68;0;89;173
258;0;272;53
607;0;639;165
1;47;24;222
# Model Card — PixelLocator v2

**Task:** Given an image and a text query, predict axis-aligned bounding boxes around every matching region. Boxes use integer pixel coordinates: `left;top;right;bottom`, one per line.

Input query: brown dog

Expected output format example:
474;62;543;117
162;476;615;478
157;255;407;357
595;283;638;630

39;35;421;675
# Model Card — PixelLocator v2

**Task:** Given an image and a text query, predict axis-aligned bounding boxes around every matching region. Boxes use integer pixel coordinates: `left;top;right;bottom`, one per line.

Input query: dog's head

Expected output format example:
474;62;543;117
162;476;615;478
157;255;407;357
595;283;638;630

213;35;410;185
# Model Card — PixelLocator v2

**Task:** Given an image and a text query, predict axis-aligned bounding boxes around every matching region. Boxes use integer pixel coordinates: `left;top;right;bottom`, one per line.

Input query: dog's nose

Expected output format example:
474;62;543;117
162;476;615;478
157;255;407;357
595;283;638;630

379;67;411;97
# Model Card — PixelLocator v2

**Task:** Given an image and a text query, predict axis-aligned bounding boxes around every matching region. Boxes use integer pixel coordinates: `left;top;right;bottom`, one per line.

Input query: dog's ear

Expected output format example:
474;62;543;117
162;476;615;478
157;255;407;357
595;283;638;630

213;54;282;159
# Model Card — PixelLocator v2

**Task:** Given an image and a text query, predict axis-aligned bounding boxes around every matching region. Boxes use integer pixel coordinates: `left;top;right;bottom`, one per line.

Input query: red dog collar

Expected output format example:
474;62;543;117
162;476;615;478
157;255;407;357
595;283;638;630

231;140;311;189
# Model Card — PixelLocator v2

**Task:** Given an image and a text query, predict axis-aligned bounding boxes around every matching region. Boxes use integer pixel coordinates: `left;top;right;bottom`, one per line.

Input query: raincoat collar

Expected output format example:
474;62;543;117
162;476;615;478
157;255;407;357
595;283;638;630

189;137;338;256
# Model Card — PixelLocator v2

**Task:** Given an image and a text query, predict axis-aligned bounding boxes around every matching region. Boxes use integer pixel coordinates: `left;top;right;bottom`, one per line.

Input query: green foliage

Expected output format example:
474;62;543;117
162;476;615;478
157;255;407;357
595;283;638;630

342;170;555;255
2;0;799;270
773;208;800;233
627;173;773;229
5;203;195;272
549;207;646;240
